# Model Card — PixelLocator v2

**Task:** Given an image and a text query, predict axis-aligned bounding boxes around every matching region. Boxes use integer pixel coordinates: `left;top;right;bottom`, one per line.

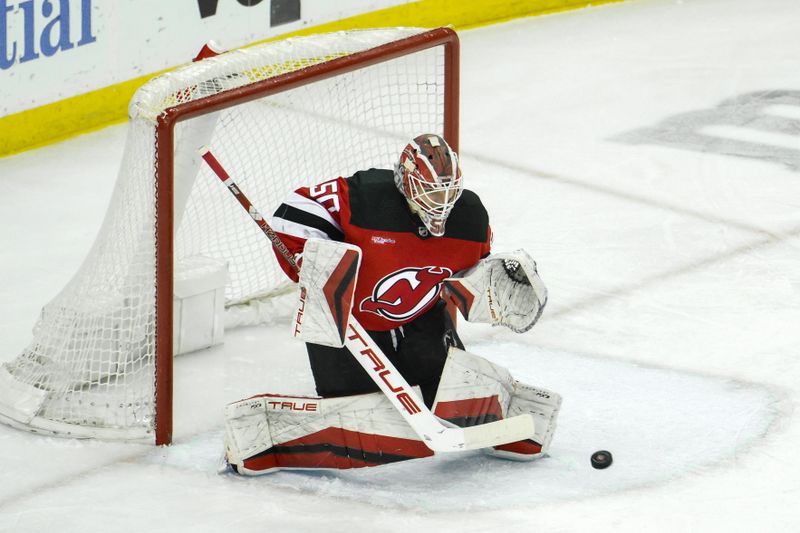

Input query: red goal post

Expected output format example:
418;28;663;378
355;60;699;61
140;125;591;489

0;27;460;445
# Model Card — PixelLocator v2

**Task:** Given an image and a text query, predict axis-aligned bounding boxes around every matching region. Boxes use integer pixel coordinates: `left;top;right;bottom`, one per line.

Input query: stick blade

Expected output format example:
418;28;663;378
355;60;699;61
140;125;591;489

461;413;536;450
426;413;536;452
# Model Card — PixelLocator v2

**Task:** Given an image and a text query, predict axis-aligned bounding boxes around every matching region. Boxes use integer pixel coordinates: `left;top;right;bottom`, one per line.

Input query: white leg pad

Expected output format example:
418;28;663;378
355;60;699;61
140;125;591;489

224;390;433;475
432;347;515;424
433;347;561;460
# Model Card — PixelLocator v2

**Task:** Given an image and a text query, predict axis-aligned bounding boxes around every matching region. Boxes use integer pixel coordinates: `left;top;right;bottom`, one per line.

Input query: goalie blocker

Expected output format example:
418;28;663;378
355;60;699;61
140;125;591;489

292;239;362;348
224;348;561;474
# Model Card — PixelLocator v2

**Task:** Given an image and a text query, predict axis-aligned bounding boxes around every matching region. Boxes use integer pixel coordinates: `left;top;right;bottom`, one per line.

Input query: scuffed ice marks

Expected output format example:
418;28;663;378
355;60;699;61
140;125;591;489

613;90;800;171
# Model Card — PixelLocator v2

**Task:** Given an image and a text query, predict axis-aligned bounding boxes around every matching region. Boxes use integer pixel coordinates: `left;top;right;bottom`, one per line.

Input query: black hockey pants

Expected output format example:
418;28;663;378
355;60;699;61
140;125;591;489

306;300;463;408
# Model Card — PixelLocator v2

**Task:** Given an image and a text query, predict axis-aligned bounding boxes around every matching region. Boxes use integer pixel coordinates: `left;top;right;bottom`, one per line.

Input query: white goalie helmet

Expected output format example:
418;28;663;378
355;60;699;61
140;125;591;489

394;134;463;237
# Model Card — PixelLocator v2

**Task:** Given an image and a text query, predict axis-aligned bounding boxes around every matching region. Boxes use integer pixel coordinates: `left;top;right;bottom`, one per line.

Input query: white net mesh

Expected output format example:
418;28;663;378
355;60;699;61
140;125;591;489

0;28;451;441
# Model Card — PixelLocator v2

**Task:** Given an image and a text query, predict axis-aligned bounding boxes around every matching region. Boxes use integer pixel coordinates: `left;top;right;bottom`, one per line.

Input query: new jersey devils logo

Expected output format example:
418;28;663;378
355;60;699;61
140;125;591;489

360;266;453;321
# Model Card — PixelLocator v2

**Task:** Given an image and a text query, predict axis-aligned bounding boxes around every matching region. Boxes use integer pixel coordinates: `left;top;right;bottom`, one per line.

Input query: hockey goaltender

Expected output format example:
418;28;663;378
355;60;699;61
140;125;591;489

221;134;562;474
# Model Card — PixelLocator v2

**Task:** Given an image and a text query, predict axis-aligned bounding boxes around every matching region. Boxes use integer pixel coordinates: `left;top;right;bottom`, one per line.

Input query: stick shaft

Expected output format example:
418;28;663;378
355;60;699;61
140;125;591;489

200;148;299;273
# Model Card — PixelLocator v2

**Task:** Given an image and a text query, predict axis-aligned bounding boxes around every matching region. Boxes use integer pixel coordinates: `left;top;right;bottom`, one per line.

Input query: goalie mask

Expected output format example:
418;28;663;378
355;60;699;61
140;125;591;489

394;134;463;237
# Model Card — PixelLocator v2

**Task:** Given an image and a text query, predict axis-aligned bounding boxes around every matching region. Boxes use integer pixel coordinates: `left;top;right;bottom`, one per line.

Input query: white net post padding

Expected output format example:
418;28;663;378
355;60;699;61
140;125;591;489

0;27;459;443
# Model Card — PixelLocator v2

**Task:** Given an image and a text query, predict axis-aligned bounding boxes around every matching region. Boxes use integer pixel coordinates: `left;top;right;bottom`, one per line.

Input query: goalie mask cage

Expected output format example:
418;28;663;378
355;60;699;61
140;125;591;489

0;27;459;445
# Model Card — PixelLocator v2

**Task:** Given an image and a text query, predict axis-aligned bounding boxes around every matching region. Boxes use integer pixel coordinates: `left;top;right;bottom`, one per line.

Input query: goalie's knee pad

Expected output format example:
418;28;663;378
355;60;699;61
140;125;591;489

224;391;433;475
487;381;561;461
432;348;561;461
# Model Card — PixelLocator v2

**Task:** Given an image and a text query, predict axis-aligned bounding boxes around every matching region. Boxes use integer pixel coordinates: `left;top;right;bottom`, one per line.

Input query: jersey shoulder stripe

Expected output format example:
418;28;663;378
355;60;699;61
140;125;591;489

271;216;333;242
285;191;343;230
273;203;345;242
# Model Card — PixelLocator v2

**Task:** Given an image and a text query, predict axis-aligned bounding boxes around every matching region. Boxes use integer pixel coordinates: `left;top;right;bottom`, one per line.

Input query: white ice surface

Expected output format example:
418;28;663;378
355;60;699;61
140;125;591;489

2;0;800;531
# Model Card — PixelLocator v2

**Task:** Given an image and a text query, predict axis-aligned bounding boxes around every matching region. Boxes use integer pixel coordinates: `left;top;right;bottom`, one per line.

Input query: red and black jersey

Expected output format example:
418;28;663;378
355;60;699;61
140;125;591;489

271;168;491;331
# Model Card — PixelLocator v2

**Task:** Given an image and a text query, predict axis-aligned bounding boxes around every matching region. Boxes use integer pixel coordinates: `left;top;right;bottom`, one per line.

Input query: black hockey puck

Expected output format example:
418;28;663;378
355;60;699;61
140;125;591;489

591;450;613;469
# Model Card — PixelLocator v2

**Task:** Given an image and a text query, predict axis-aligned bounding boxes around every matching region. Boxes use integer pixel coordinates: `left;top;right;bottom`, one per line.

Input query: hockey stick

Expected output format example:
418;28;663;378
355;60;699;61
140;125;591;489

199;146;535;452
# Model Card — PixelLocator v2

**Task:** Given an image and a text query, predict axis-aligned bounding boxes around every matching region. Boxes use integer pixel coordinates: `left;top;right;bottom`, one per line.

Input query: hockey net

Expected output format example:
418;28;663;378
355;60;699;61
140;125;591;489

0;27;459;444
